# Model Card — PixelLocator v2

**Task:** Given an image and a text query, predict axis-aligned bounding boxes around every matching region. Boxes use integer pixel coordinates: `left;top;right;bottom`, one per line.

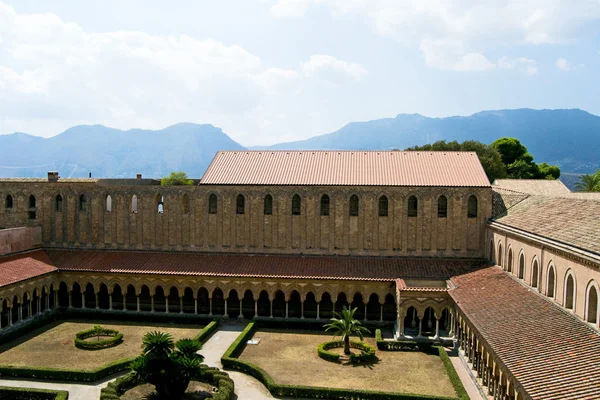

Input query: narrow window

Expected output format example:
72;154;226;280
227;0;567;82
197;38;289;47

157;195;164;214
467;195;478;218
264;195;273;215
320;194;330;216
292;194;301;215
349;195;359;216
29;195;36;208
5;195;13;209
208;194;217;214
106;195;112;212
531;260;539;288
518;253;525;279
565;275;575;310
507;248;513;272
236;194;245;215
378;196;388;217
79;195;87;211
587;285;598;323
182;194;190;214
408;196;418;217
547;266;556;298
28;195;36;219
498;243;503;266
438;196;447;218
55;195;63;212
131;195;138;213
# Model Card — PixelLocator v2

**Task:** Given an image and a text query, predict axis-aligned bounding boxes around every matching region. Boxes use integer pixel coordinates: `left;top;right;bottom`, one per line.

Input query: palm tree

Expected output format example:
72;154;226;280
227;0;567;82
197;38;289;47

324;306;371;355
575;172;600;192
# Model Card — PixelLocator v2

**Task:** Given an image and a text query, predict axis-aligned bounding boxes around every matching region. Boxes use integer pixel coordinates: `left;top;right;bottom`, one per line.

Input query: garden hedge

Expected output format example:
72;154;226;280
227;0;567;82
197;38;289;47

74;326;123;350
317;340;377;363
221;322;464;400
0;386;68;400
0;319;220;382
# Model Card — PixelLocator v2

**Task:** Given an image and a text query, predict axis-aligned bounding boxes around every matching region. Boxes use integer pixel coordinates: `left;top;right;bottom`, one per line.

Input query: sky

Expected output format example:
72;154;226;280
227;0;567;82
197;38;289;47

0;0;599;146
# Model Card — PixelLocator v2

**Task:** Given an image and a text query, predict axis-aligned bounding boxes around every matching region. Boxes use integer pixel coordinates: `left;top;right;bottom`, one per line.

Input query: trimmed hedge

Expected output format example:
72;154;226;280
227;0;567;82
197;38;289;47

437;346;469;400
221;322;461;400
99;366;235;400
74;326;123;350
0;319;220;382
193;319;219;343
0;386;68;400
317;340;377;363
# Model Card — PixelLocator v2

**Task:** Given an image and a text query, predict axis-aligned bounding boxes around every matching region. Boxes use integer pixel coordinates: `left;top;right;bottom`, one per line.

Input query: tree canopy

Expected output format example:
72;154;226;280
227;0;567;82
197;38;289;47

160;171;194;186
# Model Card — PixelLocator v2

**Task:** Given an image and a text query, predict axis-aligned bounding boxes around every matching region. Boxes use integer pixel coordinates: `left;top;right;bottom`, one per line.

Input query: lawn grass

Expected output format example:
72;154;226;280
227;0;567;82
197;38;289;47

239;329;456;398
0;320;204;372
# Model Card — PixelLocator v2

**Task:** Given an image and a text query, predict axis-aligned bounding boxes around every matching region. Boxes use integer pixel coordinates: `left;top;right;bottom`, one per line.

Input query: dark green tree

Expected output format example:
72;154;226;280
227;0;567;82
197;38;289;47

491;137;560;180
161;172;194;186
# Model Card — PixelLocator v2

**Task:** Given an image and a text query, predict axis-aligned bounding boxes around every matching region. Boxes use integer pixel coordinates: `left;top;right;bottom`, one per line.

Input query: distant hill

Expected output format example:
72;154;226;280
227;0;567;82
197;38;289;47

260;109;600;173
0;123;244;178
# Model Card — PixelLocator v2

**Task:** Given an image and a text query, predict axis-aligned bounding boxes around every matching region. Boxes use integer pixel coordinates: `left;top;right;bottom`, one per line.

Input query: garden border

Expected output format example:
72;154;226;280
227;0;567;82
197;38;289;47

0;385;69;400
74;326;123;350
222;322;468;400
317;340;377;363
0;318;220;382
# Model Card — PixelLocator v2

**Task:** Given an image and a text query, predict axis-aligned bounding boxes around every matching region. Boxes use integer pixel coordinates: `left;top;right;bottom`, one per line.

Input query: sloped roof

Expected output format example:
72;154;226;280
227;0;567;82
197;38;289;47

492;195;600;255
491;188;530;218
493;179;570;196
200;151;491;187
0;250;57;288
451;267;600;400
47;250;483;281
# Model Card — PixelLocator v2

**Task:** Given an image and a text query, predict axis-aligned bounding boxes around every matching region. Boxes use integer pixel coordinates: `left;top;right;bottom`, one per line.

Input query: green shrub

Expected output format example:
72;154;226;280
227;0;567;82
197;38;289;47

0;386;68;400
74;326;123;350
316;341;342;362
193;319;219;343
348;341;377;363
437;346;469;400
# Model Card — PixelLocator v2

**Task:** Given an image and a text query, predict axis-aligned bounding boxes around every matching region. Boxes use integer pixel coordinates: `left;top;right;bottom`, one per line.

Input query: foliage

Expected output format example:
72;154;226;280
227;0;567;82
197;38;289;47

406;140;506;182
74;326;123;350
575;171;600;192
130;331;204;399
323;306;371;355
491;137;560;179
0;386;69;400
437;347;469;400
317;340;376;363
160;171;194;186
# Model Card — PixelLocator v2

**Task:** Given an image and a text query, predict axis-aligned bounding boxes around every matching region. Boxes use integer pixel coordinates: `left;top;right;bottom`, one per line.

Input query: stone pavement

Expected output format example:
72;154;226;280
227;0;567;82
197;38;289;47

0;375;112;400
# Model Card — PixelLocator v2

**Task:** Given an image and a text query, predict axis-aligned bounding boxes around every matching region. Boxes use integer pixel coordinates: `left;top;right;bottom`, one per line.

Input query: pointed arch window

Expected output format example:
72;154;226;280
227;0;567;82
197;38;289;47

587;285;598;324
55;195;63;212
378;195;388;217
208;194;217;214
106;195;112;212
438;196;447;218
467;195;478;218
5;195;13;210
79;194;87;211
157;195;164;214
407;196;418;217
264;195;273;215
131;195;138;213
182;194;190;214
565;274;575;310
320;194;330;216
292;194;301;215
236;194;245;215
28;195;36;219
349;195;359;216
531;259;539;288
547;265;556;298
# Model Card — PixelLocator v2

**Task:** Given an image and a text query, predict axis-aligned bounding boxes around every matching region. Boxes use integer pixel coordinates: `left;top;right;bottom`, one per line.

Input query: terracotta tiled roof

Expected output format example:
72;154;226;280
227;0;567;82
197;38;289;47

200;151;491;187
450;267;600;400
493;179;571;196
0;250;57;288
46;250;483;281
492;195;600;255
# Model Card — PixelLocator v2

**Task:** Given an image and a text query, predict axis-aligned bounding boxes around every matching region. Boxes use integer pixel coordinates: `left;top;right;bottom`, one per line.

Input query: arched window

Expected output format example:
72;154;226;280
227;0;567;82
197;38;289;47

378;195;388;217
320;195;330;216
236;194;245;215
507;248;513;272
498;243;503;267
547;265;556;298
55;195;63;212
531;259;539;288
292;194;301;215
5;195;13;209
518;252;525;279
467;195;478;218
182;194;190;214
564;273;575;310
157;195;164;214
106;195;112;212
28;195;36;220
437;196;447;218
79;194;87;211
208;194;217;214
29;195;36;208
131;195;138;213
586;284;598;324
408;196;418;217
264;195;273;215
349;195;359;216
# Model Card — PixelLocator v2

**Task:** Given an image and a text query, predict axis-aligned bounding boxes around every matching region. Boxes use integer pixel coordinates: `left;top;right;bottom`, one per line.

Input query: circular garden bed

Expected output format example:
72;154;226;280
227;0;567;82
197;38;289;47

74;326;123;350
317;340;377;363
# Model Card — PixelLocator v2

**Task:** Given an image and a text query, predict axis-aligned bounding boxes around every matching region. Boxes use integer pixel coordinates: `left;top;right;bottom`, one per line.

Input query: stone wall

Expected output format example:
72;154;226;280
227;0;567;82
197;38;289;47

0;227;42;256
0;180;491;257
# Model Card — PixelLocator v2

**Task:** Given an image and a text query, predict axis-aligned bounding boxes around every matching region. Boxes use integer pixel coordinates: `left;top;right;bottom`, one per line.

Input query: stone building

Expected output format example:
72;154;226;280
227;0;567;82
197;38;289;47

1;151;599;399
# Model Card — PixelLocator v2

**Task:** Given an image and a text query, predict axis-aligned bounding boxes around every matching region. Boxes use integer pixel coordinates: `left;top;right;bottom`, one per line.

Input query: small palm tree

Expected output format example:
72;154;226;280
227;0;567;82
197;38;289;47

324;306;370;355
575;172;600;192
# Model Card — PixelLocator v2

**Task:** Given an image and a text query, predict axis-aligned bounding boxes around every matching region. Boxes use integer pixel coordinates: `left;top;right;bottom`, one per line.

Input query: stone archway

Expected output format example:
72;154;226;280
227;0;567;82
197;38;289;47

228;289;240;318
304;292;317;319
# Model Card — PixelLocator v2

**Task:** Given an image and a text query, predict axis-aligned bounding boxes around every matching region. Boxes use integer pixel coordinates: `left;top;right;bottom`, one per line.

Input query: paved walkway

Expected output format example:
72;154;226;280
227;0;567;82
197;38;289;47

0;375;112;400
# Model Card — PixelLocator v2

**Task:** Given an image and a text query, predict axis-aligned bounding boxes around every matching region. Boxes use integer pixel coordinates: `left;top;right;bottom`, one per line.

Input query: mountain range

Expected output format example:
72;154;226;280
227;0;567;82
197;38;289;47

0;108;598;180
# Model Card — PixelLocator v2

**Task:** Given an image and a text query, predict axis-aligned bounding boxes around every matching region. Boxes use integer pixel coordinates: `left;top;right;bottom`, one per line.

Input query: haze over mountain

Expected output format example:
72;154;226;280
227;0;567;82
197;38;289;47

0;108;598;179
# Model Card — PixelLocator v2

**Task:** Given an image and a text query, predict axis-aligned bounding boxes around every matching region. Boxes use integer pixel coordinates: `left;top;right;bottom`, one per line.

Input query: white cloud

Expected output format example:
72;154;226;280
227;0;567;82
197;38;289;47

302;55;368;81
498;57;538;75
555;57;572;71
272;0;600;71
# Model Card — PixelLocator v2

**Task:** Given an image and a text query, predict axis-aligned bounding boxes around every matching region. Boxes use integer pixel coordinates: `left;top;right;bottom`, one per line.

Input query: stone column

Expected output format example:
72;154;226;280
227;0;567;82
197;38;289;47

224;299;228;317
417;314;423;337
448;311;455;337
165;297;170;313
379;304;384;322
269;300;273;318
209;298;213;316
239;300;244;319
179;297;184;314
28;301;32;317
37;297;42;314
137;296;141;312
254;300;258;318
95;293;100;310
316;302;320;319
8;307;12;326
301;301;304;319
434;317;440;339
45;294;49;311
81;293;86;309
397;311;405;337
68;292;73;308
363;303;367;321
151;296;155;312
18;305;22;322
285;301;289;319
109;294;113;311
54;291;58;309
194;298;198;315
123;298;127;311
